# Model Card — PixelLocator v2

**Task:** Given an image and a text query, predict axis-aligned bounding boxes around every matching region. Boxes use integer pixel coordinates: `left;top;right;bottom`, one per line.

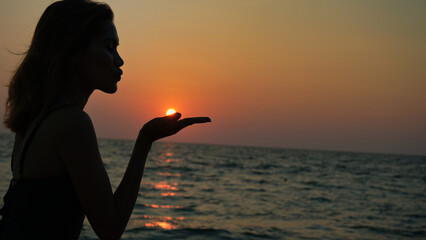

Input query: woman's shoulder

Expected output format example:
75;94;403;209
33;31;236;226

51;105;90;119
44;105;95;134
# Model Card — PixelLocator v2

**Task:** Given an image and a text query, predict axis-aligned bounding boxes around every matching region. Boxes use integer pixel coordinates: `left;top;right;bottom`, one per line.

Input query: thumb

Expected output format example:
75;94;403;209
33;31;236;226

166;112;182;121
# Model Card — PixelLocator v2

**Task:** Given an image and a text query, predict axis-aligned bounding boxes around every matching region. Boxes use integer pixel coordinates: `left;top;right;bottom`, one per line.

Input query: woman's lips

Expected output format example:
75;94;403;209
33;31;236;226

115;69;123;81
115;68;123;76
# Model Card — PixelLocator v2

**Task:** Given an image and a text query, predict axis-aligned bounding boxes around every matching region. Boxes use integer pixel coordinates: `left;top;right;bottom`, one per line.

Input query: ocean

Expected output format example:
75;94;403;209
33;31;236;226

0;133;425;239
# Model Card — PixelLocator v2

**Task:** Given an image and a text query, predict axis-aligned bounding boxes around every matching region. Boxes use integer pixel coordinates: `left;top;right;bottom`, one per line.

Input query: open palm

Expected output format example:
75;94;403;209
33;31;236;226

140;112;211;142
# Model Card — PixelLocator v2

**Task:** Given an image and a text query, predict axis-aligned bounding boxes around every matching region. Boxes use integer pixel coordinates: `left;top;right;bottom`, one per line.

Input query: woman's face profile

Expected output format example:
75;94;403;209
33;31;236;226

74;20;124;94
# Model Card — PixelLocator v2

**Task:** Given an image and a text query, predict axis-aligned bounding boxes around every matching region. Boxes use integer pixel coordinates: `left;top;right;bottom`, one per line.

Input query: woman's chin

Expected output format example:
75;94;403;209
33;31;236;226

99;84;118;94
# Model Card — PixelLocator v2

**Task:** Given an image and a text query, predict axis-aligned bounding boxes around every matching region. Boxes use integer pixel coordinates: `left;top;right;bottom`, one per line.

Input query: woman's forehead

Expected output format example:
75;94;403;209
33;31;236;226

96;20;119;43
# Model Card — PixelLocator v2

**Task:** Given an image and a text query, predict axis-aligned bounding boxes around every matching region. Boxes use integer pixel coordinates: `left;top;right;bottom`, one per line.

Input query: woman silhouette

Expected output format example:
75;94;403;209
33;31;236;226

0;0;210;239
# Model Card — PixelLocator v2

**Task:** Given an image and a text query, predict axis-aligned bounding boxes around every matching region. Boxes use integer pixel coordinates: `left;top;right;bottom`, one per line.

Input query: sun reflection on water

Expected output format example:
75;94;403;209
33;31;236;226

139;147;187;230
158;172;181;177
133;215;185;230
144;203;182;209
161;192;186;197
145;221;175;230
153;181;179;191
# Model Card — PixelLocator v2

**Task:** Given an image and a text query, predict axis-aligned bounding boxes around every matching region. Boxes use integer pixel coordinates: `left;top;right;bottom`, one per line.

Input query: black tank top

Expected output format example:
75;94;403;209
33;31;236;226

0;105;85;239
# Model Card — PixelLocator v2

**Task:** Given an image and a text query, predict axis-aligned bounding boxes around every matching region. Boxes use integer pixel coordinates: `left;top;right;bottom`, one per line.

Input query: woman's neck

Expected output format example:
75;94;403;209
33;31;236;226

61;86;93;110
62;76;94;109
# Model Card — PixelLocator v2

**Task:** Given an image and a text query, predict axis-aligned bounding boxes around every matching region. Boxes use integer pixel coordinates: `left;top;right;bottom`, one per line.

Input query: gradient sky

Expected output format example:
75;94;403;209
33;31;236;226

0;0;425;155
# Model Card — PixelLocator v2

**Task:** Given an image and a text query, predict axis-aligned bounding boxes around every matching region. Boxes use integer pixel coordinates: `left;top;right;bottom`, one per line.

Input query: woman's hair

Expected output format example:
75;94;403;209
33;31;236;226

4;0;114;133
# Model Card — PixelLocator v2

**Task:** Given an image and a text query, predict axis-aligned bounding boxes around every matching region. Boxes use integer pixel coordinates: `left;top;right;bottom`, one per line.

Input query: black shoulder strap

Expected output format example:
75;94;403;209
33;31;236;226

10;136;17;172
17;104;74;177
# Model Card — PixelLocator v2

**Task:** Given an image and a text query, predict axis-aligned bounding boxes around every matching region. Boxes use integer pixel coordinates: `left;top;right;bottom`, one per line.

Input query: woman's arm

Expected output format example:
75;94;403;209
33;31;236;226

110;135;152;237
114;112;210;234
54;108;209;240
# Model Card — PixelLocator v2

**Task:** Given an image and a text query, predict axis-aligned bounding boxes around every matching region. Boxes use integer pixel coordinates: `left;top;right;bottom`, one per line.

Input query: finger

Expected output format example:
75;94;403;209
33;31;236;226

177;117;211;128
166;112;182;121
185;117;211;123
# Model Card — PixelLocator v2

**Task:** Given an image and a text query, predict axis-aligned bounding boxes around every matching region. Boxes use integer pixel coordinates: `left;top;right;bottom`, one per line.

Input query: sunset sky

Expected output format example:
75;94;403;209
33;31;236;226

0;0;425;155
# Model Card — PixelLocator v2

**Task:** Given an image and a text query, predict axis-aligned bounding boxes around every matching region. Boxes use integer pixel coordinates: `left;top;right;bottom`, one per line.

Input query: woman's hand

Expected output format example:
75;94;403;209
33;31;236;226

139;112;211;143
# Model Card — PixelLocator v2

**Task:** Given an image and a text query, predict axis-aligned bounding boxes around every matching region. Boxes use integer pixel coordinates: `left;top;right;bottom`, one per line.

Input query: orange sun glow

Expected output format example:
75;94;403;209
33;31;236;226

166;109;176;115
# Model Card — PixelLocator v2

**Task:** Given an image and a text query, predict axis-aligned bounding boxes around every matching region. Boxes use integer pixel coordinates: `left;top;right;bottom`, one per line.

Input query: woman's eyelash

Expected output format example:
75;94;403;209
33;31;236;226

105;41;117;50
107;45;114;50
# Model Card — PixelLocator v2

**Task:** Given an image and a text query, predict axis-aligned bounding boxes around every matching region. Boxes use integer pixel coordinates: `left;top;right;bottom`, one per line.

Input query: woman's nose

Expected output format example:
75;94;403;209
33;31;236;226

114;52;124;67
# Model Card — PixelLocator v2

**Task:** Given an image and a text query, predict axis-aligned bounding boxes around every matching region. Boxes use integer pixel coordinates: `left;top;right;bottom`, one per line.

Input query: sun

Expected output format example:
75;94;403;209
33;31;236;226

166;108;176;116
